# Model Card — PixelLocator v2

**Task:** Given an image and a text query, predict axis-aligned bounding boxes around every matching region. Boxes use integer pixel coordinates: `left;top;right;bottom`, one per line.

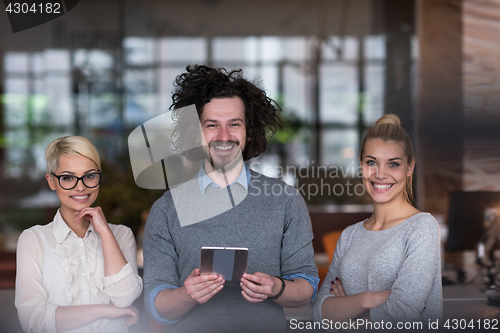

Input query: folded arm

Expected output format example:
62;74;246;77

320;278;390;323
55;304;138;332
369;218;441;322
15;229;139;333
312;216;441;324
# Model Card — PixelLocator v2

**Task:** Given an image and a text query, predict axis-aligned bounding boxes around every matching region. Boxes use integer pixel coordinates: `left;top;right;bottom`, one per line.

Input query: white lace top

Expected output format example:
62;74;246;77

15;210;143;333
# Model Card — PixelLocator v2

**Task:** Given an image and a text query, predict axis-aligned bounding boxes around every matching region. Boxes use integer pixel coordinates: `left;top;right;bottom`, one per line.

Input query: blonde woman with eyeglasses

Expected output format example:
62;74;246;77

15;136;142;333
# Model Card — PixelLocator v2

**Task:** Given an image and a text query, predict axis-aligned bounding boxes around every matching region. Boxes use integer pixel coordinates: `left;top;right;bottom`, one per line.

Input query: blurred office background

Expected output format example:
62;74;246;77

0;0;500;330
0;0;415;246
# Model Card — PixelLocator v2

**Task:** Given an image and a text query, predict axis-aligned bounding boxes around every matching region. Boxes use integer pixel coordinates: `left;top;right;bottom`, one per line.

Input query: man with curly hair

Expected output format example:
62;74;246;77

143;65;319;333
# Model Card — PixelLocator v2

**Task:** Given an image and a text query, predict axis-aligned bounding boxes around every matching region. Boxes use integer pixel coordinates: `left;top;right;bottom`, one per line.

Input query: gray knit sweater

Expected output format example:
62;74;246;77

311;212;442;324
143;170;318;333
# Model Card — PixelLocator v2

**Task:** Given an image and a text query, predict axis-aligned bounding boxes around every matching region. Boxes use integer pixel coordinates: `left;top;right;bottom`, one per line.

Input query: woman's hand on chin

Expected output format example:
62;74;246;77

74;207;110;235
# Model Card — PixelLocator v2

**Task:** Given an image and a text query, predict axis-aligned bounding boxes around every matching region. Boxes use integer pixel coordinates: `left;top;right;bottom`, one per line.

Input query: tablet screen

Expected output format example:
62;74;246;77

200;247;248;286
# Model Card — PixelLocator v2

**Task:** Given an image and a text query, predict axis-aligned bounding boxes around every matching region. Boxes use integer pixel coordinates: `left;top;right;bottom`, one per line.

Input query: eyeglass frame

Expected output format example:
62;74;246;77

51;172;103;190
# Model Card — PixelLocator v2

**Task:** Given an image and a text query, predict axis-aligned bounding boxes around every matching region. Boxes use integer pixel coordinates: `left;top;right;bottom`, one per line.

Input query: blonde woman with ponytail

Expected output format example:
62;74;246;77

311;114;442;326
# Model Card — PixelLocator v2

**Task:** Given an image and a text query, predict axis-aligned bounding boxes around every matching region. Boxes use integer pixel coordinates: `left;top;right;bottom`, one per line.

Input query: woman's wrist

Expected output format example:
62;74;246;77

97;227;115;240
100;304;113;318
360;290;390;310
102;304;127;320
360;292;377;310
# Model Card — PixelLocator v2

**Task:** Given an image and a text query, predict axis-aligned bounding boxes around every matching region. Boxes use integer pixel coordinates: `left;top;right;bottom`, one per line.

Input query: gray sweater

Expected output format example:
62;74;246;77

143;170;318;333
311;212;442;324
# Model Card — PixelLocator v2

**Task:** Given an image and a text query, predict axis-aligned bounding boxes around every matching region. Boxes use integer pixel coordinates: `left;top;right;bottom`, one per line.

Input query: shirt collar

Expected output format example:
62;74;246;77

198;162;251;196
53;209;97;243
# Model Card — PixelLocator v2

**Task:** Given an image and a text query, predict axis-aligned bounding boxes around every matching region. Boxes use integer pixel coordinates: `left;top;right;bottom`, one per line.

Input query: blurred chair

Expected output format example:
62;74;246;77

322;230;343;262
317;229;343;284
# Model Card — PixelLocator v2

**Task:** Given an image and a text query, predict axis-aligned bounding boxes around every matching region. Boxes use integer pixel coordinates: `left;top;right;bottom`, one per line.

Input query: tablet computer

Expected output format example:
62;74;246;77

200;247;248;286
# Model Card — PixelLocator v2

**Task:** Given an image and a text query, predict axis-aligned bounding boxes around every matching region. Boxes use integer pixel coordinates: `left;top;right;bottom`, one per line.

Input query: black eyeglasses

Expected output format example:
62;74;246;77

51;172;102;190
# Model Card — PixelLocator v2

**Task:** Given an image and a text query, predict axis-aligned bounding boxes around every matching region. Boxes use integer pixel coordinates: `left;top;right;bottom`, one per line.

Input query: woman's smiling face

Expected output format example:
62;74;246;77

360;138;414;204
46;154;100;216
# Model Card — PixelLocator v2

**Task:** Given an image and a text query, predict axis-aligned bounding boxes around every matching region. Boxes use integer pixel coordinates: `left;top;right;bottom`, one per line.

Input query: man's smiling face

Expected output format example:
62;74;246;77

200;96;247;170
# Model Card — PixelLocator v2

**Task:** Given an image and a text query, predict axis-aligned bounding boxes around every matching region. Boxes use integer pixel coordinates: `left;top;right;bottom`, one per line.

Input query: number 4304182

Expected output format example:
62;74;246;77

5;2;61;14
443;319;498;330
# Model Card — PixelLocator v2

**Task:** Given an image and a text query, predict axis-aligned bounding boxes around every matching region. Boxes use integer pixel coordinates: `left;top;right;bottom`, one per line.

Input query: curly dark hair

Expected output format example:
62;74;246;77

170;65;282;161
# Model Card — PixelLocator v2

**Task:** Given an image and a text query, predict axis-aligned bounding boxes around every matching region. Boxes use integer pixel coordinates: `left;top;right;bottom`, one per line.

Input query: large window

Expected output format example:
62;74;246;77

2;35;390;210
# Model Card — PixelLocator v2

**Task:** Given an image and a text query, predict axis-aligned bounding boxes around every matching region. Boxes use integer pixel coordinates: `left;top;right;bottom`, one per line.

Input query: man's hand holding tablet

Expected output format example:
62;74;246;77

240;272;278;302
199;247;284;303
183;268;225;304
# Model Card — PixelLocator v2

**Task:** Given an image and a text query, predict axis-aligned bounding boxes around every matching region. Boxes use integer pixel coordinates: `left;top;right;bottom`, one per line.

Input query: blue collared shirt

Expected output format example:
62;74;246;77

198;162;251;196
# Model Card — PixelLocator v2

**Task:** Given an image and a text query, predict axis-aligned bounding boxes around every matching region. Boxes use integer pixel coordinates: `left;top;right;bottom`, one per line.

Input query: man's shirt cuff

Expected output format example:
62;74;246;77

146;284;181;325
283;273;320;302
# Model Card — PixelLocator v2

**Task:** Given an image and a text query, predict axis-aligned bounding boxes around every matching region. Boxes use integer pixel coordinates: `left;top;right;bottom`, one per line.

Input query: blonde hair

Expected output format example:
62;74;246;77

360;114;415;203
45;136;101;175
